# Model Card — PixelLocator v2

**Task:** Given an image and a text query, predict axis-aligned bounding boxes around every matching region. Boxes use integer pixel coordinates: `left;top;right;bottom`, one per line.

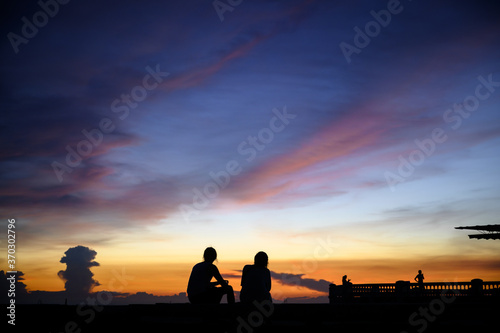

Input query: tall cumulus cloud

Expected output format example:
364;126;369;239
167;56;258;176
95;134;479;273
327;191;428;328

58;245;100;300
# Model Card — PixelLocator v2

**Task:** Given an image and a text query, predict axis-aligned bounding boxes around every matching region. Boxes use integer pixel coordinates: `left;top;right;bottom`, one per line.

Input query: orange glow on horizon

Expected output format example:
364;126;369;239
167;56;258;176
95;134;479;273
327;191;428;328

10;256;500;300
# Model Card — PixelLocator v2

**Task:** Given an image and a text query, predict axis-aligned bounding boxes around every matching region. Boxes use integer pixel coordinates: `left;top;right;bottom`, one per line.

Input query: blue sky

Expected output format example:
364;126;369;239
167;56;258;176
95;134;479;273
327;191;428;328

1;0;499;299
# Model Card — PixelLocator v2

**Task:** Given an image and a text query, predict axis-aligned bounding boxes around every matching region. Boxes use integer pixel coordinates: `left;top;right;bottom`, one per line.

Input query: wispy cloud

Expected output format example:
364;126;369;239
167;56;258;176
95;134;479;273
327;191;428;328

2;0;500;299
270;271;331;293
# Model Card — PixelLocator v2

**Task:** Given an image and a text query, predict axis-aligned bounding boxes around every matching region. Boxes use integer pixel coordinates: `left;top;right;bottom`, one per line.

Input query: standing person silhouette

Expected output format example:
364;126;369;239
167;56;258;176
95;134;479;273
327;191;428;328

414;270;425;291
240;251;272;304
187;247;235;304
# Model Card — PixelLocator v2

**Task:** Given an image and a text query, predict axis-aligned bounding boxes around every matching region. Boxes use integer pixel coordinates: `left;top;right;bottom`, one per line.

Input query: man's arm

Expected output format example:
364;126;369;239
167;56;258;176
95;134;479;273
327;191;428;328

211;264;227;286
266;268;272;292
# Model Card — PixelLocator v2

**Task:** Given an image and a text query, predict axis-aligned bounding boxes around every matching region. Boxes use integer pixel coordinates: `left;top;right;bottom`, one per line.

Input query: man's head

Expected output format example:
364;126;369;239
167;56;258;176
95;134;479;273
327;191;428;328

203;247;217;263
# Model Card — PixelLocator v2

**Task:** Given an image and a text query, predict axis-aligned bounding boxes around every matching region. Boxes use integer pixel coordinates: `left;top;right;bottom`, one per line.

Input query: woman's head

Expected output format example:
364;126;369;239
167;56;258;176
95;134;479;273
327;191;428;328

203;247;217;263
254;251;268;267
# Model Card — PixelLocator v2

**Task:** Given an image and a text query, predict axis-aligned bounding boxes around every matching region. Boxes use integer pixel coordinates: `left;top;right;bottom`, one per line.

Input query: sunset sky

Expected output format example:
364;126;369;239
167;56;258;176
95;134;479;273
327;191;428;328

1;0;500;302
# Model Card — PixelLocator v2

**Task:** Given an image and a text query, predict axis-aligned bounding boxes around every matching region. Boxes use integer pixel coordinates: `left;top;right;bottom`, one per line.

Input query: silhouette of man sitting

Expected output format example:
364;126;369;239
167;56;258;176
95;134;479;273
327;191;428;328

187;247;235;304
414;270;424;291
240;251;272;304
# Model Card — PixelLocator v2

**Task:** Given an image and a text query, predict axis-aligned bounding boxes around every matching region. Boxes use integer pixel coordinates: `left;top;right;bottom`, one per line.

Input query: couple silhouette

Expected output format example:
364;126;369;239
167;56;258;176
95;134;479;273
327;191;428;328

187;247;271;305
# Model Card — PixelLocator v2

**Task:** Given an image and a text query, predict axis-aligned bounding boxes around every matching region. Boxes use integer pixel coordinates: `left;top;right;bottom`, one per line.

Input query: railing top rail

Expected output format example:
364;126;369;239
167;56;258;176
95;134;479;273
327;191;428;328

338;281;500;290
345;281;500;286
348;283;397;287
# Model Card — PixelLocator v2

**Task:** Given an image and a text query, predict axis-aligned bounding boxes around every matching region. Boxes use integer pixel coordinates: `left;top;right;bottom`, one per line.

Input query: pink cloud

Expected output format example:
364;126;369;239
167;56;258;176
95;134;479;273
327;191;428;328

226;101;396;205
151;0;316;93
157;33;271;92
220;29;500;207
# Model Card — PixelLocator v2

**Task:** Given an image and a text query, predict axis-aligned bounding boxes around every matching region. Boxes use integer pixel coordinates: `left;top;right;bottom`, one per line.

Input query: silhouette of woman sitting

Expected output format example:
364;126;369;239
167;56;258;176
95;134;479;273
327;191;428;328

240;251;272;304
342;275;352;287
187;247;235;304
